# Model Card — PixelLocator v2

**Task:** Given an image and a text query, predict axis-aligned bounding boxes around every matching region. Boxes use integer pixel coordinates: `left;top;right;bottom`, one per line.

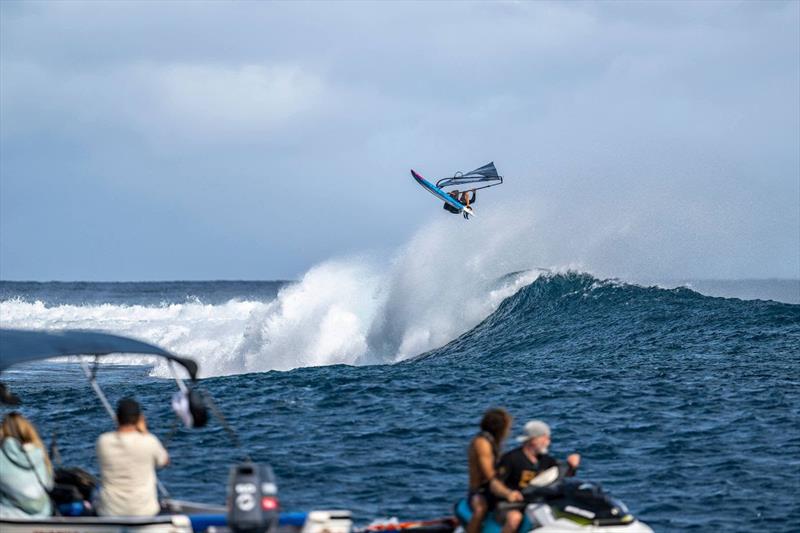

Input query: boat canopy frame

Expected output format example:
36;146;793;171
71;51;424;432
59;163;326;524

0;329;199;407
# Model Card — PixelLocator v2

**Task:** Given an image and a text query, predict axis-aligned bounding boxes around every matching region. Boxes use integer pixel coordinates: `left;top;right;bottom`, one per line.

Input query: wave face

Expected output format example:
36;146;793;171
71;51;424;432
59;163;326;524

2;273;799;532
416;271;799;364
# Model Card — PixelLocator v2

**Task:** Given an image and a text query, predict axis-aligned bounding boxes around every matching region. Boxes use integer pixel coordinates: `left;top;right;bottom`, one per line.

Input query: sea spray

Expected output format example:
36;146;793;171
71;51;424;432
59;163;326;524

229;259;384;372
0;298;266;376
0;207;545;375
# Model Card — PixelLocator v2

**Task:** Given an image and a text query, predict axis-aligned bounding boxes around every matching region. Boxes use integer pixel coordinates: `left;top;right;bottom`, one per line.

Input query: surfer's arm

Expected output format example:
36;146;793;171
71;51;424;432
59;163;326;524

489;478;523;502
490;454;522;501
566;453;580;476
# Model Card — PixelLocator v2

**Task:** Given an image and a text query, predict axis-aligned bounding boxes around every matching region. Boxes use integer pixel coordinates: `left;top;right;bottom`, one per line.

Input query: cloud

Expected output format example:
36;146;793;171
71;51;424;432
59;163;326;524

1;60;325;144
0;1;798;280
147;64;323;138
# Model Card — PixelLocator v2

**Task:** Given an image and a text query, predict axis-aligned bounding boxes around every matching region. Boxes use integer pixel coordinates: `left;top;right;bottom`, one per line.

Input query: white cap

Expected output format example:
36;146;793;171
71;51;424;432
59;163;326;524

515;420;551;442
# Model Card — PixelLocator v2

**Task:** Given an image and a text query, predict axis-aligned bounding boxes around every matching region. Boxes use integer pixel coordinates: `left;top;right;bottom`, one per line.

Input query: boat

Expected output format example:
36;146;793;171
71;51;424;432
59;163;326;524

0;328;353;533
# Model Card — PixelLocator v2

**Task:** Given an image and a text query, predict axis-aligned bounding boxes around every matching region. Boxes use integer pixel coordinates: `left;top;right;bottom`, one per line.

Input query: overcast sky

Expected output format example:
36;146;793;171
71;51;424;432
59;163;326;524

1;0;798;281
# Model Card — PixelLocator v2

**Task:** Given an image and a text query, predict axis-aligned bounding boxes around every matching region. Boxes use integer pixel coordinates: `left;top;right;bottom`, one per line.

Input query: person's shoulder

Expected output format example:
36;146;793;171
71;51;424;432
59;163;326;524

500;446;524;462
97;431;116;444
140;432;165;448
472;434;493;449
1;436;22;452
121;431;160;444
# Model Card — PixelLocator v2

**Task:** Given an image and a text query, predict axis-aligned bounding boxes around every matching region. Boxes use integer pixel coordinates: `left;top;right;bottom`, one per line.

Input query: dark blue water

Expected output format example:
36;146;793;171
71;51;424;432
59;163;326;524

0;280;285;306
2;274;799;532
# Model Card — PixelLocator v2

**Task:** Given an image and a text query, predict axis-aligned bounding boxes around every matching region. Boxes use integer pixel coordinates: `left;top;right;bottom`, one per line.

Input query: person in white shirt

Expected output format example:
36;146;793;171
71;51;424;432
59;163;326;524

96;398;169;517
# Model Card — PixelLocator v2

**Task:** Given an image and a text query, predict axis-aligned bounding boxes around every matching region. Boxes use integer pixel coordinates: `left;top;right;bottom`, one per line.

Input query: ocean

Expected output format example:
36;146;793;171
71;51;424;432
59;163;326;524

0;274;798;532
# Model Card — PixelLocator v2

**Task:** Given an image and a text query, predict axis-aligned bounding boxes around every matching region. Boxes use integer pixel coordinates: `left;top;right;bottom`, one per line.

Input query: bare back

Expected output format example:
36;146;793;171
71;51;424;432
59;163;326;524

467;433;497;490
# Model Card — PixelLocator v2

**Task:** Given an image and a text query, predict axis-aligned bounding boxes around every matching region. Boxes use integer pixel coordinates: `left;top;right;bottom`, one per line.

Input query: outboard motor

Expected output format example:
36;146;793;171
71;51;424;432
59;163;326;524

227;462;280;533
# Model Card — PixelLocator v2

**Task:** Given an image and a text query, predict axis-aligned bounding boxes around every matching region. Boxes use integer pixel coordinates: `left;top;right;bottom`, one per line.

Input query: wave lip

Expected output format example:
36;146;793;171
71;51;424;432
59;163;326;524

413;272;800;364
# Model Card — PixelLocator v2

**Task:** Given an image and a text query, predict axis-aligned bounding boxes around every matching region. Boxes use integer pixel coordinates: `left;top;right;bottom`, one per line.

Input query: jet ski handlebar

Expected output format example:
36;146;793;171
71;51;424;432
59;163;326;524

496;464;571;510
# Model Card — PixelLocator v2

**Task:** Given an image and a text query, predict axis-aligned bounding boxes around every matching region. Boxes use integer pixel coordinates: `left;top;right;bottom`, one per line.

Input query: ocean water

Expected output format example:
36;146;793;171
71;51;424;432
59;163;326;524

1;274;799;532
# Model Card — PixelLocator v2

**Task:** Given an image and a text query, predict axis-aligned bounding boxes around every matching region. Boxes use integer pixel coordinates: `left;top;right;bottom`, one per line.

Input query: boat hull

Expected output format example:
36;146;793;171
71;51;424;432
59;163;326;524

0;514;193;533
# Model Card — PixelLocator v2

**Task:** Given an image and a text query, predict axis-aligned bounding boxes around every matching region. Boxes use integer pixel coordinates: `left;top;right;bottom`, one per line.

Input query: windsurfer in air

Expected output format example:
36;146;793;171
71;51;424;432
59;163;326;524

460;190;476;206
443;190;461;214
412;162;501;220
442;189;476;217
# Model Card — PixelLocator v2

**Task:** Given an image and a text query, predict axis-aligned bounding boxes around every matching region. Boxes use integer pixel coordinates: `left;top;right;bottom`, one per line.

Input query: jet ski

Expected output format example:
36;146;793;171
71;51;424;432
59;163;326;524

453;466;653;533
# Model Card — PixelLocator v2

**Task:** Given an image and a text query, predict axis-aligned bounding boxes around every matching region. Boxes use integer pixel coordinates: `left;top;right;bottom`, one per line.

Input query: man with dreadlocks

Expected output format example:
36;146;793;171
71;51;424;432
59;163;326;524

466;408;522;533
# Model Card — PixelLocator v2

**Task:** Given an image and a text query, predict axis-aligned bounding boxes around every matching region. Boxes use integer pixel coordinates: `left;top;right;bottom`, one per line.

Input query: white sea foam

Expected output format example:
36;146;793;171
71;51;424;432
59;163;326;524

0;206;544;376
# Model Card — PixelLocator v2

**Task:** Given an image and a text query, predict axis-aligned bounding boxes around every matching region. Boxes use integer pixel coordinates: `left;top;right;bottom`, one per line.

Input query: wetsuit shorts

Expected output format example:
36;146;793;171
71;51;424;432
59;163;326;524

467;483;491;509
469;484;506;512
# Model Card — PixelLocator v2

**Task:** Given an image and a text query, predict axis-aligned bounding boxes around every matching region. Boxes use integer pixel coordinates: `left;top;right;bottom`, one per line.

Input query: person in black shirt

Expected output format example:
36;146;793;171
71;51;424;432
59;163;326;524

495;420;581;533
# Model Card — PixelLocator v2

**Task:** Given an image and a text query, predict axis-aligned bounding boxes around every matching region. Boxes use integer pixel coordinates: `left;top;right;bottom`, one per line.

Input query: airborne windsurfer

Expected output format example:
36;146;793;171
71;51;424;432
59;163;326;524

412;162;499;220
460;190;476;207
459;190;475;219
443;190;461;214
442;189;476;216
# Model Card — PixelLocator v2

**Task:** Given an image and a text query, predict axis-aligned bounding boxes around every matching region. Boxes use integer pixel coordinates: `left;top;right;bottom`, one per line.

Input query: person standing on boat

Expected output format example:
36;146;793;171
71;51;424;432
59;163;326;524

96;398;169;517
494;420;581;533
466;408;522;533
0;412;54;518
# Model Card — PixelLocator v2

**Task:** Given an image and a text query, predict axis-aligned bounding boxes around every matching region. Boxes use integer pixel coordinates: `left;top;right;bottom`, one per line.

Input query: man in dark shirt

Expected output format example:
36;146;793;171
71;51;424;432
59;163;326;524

495;420;581;533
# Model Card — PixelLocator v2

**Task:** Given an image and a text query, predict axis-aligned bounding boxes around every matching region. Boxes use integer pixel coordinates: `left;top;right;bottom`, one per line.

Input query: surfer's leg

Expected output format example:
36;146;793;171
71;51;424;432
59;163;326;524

500;510;522;533
466;493;488;533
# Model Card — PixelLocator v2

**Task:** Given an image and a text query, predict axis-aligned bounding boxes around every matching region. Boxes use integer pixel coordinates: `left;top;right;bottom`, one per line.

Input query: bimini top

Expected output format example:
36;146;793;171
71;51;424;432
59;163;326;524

0;328;198;380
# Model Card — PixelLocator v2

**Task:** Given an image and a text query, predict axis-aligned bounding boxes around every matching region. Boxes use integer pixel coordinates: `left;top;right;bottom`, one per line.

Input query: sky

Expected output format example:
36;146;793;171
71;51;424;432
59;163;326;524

1;0;798;281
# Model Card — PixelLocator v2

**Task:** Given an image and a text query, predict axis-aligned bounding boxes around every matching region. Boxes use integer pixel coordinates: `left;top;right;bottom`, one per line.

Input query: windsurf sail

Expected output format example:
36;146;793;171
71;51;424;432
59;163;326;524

435;162;503;192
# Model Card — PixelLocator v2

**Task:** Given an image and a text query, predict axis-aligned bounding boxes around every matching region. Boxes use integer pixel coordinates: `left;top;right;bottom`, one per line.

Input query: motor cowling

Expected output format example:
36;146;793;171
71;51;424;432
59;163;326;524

552;479;635;526
227;463;280;533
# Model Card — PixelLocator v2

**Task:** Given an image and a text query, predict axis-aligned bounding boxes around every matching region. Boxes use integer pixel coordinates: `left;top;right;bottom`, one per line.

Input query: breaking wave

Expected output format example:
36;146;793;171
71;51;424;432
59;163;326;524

0;209;545;376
